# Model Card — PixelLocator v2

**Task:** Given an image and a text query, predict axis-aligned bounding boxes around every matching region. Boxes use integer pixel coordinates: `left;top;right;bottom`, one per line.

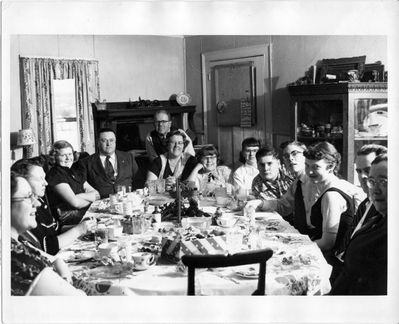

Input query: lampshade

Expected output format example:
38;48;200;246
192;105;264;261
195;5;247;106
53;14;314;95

17;128;37;146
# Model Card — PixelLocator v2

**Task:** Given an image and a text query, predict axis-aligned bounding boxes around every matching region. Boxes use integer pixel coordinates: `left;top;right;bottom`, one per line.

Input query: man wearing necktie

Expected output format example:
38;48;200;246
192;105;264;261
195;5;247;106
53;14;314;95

330;153;387;295
78;128;144;198
244;141;307;223
337;144;387;255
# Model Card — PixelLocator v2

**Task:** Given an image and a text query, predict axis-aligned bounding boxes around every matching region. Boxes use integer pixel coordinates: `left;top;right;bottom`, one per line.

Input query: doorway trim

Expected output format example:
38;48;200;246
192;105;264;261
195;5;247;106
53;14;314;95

201;44;272;144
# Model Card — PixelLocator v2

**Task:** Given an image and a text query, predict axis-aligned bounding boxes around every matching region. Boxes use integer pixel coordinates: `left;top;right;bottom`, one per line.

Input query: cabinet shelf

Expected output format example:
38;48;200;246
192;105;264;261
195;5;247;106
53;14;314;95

354;136;387;141
288;82;387;182
297;135;343;141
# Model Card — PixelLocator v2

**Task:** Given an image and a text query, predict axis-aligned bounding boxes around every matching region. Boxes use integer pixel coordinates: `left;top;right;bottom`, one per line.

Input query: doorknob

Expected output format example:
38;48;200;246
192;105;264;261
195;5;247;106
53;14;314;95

216;101;227;113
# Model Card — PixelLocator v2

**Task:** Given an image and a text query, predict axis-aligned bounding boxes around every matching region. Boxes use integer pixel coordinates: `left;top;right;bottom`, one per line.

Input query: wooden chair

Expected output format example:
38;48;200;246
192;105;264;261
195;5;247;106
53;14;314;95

181;248;273;296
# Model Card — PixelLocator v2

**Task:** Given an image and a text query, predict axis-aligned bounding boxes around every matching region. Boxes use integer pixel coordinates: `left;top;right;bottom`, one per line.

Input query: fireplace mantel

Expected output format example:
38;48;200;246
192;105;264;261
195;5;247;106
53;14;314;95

91;101;196;151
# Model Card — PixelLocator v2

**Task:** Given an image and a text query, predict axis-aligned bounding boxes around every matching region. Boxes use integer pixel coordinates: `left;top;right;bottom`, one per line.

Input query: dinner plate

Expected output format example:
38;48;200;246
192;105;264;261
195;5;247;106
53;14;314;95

86;264;134;279
147;196;174;206
64;250;96;263
134;263;156;271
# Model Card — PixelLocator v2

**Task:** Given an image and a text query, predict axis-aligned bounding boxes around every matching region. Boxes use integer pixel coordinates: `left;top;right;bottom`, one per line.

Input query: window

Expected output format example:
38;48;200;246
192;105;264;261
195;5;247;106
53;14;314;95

52;79;79;150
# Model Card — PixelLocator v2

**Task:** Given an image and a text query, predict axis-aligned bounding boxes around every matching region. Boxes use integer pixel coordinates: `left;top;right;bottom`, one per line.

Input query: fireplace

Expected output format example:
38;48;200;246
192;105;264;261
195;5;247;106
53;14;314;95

92;101;197;154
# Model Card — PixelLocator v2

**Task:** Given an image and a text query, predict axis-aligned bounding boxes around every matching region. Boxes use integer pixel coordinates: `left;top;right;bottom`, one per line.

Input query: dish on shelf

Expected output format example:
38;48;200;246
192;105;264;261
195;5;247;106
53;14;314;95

176;92;192;106
363;110;387;137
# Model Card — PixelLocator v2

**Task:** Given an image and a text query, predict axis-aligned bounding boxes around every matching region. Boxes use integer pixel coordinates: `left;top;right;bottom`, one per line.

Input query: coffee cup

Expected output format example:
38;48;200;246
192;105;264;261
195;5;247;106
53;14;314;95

132;252;156;270
215;195;230;207
98;242;118;258
107;225;123;240
114;202;124;214
216;214;236;227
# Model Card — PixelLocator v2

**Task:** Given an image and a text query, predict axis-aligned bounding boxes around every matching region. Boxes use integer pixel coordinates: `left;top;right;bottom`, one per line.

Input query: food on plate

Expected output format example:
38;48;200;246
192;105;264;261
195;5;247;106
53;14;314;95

282;256;294;265
160;198;211;221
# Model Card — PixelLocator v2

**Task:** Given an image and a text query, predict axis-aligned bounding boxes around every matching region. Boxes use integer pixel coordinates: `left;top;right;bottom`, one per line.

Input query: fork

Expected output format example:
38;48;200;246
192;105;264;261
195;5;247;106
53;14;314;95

212;271;240;284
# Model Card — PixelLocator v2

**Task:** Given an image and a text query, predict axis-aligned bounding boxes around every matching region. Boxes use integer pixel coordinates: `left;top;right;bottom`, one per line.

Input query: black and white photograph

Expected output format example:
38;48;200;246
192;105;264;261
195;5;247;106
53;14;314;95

2;1;399;323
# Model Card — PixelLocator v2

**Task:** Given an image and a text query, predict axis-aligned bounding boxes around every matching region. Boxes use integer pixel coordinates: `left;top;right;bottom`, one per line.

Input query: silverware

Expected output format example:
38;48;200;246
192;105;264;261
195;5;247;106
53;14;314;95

213;272;240;284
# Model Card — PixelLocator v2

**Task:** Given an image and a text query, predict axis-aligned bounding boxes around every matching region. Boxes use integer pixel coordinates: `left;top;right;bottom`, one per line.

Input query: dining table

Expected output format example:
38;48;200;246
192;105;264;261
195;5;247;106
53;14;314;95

57;192;332;296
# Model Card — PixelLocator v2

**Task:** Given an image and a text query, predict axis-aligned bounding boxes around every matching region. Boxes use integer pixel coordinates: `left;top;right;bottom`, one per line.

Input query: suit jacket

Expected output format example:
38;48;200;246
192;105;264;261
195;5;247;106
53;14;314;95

330;212;387;295
76;150;144;198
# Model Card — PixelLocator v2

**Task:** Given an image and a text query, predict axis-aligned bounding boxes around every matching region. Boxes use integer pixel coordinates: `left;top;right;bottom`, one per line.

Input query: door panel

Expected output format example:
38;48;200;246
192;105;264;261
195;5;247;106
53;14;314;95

205;53;269;170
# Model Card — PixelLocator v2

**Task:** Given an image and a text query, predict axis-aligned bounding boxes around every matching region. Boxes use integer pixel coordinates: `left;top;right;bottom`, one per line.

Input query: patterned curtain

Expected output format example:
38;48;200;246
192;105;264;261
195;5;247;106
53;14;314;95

19;57;100;155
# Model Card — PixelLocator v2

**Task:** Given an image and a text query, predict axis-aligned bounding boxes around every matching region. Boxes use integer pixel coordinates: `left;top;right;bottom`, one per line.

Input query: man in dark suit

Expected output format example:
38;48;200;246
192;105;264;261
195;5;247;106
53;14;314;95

330;153;387;295
77;128;144;198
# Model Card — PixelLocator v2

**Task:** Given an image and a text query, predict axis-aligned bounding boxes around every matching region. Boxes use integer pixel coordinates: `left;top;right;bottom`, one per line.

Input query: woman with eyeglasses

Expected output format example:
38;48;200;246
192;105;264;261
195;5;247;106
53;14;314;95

11;158;96;255
186;145;232;196
330;154;387;295
146;130;197;188
46;140;100;226
11;171;85;295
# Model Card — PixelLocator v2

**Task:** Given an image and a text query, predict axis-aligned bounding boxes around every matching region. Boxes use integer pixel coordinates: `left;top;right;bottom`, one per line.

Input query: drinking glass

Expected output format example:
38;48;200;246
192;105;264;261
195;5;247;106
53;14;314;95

147;180;157;195
94;224;109;247
156;179;166;193
116;185;126;198
109;193;119;206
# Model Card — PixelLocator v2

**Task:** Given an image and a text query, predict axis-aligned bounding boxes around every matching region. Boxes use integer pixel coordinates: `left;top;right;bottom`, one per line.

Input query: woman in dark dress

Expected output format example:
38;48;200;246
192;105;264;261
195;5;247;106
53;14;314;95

146;130;197;188
46;140;100;225
11;171;84;295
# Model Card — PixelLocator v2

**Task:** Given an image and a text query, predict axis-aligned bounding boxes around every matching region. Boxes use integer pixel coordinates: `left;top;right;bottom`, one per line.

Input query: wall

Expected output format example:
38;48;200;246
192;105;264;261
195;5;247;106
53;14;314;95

185;35;387;143
10;35;185;159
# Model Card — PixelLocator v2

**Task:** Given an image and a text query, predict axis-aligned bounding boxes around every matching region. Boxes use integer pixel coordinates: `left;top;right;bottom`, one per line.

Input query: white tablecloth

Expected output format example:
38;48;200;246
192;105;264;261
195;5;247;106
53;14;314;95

59;198;332;296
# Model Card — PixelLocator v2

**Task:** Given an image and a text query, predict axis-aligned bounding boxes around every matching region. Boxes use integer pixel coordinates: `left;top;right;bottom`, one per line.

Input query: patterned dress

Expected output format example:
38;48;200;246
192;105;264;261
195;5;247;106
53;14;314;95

252;170;294;199
11;238;53;296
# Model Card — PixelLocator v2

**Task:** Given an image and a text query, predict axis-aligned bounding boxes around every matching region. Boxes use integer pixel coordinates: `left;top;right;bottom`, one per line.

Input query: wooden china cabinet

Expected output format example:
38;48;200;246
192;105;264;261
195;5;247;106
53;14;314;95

287;82;387;183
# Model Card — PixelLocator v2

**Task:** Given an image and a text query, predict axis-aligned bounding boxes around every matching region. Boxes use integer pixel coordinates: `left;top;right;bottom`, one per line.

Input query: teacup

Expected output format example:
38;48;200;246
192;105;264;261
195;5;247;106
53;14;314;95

107;225;123;240
98;242;118;258
216;215;236;227
132;252;156;270
113;202;124;215
215;196;230;207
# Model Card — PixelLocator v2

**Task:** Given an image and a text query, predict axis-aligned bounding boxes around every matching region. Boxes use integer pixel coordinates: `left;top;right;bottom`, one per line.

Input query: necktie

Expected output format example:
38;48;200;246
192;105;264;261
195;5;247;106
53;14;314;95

105;155;115;181
294;179;307;234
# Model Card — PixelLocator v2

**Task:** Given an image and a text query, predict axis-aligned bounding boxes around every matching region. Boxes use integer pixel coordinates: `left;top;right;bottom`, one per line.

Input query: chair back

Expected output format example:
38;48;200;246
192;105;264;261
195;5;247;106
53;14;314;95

181;248;273;295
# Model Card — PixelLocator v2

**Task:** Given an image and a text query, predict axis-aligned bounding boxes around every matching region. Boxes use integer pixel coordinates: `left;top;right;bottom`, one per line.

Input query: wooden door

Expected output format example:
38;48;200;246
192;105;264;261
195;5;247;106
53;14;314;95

203;46;271;170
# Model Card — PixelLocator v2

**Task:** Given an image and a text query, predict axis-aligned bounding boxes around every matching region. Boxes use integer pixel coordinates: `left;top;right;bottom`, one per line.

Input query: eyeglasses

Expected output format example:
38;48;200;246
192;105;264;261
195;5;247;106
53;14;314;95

11;193;36;203
170;141;184;146
155;120;170;125
283;150;303;160
366;178;387;189
57;153;74;158
203;155;217;161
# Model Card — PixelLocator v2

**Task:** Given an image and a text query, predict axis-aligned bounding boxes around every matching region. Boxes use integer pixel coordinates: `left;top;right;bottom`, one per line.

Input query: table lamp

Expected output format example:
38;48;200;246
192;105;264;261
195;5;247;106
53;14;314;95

17;128;36;158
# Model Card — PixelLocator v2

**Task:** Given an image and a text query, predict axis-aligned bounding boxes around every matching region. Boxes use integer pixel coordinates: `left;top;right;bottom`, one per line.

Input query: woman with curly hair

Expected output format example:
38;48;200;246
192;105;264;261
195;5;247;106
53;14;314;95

298;141;363;271
46;140;100;225
146;129;197;188
11;171;85;295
